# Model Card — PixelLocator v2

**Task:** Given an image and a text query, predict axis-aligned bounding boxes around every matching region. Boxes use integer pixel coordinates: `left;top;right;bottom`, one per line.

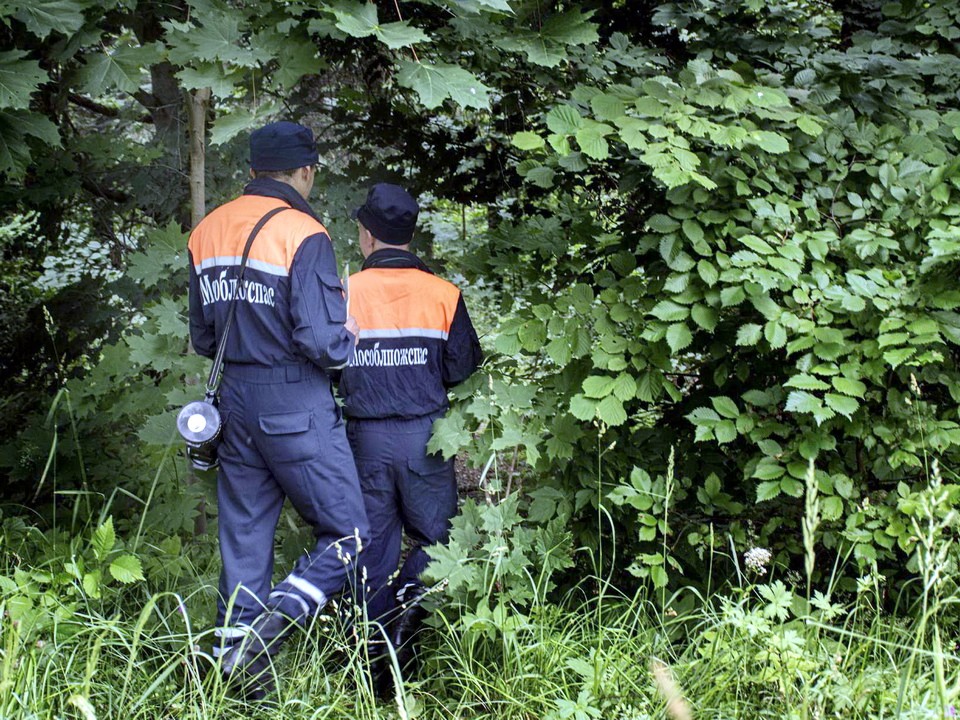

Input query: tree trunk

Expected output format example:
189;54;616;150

187;86;211;536
188;87;211;229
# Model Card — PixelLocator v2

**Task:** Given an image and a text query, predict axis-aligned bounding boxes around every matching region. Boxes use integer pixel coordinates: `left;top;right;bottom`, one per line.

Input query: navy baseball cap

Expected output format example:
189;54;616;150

249;121;318;171
352;183;419;245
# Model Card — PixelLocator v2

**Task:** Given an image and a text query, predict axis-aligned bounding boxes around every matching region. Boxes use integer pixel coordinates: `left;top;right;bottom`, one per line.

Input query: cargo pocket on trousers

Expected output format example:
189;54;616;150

318;273;347;324
407;454;458;536
258;411;318;463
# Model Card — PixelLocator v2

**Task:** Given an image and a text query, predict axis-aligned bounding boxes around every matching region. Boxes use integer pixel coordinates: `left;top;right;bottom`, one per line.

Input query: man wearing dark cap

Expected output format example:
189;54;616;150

187;120;369;697
338;183;483;692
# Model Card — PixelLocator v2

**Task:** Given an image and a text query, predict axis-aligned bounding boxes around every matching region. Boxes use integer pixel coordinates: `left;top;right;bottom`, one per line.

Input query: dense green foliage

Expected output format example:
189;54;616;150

432;0;960;597
2;0;960;715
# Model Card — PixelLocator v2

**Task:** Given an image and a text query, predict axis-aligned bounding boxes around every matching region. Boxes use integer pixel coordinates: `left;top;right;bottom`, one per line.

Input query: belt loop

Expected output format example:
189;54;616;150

285;365;302;383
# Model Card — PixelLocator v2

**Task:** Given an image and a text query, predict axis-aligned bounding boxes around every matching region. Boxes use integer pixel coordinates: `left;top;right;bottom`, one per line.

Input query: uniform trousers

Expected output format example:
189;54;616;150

347;414;458;627
215;361;370;652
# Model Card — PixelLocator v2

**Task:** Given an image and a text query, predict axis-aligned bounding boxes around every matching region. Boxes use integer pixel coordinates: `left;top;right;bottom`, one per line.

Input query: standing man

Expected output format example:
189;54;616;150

187;121;369;696
339;183;483;685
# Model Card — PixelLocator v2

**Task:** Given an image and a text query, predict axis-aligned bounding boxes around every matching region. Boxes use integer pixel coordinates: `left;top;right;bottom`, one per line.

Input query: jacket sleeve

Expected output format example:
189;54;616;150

187;249;216;359
442;293;483;387
289;232;356;370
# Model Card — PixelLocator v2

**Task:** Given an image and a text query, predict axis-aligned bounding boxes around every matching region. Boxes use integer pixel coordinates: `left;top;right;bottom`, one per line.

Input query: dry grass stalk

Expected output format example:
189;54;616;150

651;658;693;720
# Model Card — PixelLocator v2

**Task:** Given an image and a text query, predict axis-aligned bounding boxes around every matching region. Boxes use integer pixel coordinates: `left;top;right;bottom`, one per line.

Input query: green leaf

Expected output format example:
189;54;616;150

0;110;60;177
736;323;763;346
711;125;748;147
634;96;666;117
591;93;626;121
682;219;704;244
752;130;790;154
0;51;47;110
691;304;717;331
597;396;627;426
138;411;178;446
499;9;598;66
77;44;161;95
650;564;668;587
764;321;787;349
546;337;573;366
187;16;272;67
82;570;101;599
711;396;740;419
651;300;688;322
721;286;746;306
209;102;282;146
883;347;916;368
427;413;472;459
176;63;241;98
92;517;115;561
796;115;823;137
757;481;782;502
822;496;843;521
714;419;737;444
525;166;555;188
753;462;785;480
569;394;597;421
109;554;145;584
612;373;637;402
512;131;545;151
614;116;647;149
14;0;86;39
780;477;804;497
832;377;866;398
575;120;612;160
647;214;680;233
785;374;830;391
377;21;429;49
546;105;583;135
824;393;859;419
697;260;719;286
785;390;822;414
398;61;490;110
582;375;615;399
469;0;513;9
332;1;379;37
666;323;693;352
273;42;324;90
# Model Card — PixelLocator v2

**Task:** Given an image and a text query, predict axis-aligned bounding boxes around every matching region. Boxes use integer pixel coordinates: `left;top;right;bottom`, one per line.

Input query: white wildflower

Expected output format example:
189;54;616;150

744;547;772;573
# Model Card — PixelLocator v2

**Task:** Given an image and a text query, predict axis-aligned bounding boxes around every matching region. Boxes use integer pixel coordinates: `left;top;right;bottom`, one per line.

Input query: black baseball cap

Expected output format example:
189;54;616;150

352;183;419;245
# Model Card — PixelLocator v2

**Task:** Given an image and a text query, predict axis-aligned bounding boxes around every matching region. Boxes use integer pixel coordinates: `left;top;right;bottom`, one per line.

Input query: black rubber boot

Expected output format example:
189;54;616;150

389;583;429;678
366;634;394;701
220;609;300;700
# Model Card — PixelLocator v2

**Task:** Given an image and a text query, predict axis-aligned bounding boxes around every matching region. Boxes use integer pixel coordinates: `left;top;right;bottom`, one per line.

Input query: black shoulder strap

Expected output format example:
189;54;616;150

204;206;291;397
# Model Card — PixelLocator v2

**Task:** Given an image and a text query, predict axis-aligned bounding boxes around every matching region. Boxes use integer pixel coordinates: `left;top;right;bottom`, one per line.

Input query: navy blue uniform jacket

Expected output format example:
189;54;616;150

339;249;482;419
187;178;354;370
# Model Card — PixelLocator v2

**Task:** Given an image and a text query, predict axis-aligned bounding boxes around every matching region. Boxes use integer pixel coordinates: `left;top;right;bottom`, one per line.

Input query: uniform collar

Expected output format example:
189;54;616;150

362;248;434;274
243;177;322;222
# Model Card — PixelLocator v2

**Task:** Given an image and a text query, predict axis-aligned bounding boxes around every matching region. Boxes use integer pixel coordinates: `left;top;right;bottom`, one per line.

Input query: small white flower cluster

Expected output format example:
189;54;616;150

744;547;772;573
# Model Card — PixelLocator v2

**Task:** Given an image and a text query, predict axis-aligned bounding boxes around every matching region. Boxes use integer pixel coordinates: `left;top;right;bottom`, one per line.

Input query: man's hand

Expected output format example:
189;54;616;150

345;316;360;344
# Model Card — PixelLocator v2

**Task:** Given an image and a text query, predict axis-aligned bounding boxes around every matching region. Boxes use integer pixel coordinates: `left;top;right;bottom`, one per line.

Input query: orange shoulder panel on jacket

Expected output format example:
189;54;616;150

188;195;330;276
349;269;460;335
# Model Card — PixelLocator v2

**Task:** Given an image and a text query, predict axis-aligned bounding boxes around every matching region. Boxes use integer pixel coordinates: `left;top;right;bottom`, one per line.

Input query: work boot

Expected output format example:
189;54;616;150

366;633;394;701
389;582;429;677
220;609;300;700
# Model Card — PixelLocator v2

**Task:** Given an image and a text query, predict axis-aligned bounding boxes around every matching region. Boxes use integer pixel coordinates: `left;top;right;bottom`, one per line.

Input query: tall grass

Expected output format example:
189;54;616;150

2;387;958;718
2;528;958;719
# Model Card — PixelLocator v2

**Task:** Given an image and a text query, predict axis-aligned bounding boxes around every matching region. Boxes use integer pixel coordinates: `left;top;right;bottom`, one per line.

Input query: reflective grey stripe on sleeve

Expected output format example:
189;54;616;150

286;574;328;606
214;626;252;639
269;590;311;617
